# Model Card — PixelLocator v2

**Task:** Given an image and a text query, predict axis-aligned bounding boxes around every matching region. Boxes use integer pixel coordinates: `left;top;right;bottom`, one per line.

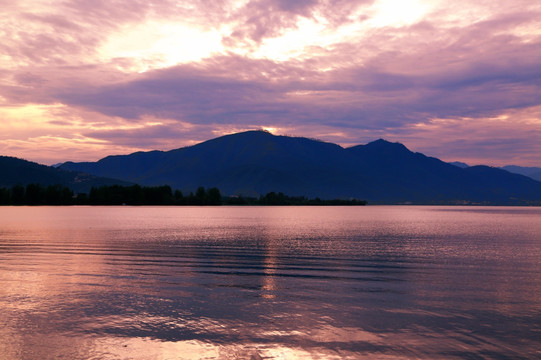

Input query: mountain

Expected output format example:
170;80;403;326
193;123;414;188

450;162;541;182
60;131;354;198
449;161;469;168
59;131;541;204
500;165;541;182
0;156;130;193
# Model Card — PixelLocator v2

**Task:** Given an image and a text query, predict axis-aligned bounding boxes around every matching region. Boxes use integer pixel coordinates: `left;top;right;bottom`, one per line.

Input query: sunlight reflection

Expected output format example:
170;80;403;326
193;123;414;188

261;235;277;299
91;337;334;360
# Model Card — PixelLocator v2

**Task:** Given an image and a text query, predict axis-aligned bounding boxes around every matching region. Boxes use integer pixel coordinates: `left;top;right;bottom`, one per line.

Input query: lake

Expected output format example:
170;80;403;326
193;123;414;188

0;206;540;359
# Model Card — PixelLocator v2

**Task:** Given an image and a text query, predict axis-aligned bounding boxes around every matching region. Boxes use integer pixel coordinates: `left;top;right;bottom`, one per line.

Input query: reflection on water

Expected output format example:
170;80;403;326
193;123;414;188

1;206;540;359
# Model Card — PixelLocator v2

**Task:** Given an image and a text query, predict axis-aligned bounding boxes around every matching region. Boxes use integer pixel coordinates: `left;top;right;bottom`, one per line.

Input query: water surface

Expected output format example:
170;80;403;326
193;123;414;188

1;206;540;359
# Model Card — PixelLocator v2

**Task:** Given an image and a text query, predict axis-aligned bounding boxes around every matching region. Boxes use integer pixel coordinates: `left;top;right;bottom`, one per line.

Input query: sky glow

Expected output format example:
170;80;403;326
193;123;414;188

1;0;540;166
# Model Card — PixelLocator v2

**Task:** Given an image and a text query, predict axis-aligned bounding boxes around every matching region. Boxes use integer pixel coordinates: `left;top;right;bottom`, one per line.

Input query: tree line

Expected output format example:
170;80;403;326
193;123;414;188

0;184;221;205
0;184;75;205
0;184;366;206
224;191;366;206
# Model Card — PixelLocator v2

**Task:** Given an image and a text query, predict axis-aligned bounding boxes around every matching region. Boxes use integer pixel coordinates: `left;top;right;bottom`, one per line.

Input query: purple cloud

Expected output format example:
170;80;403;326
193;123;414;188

1;0;541;166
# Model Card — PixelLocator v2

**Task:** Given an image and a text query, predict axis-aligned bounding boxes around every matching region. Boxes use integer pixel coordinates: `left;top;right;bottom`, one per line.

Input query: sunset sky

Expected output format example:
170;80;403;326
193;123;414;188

1;0;540;166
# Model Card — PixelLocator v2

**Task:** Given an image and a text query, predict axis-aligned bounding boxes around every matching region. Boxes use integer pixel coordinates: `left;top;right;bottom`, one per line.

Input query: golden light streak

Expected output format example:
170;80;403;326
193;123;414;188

0;104;184;164
261;126;277;133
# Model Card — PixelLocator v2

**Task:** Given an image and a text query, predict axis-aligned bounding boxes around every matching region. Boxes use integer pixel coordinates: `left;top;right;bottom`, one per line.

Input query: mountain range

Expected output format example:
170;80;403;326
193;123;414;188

55;130;541;205
0;156;130;193
498;165;541;182
449;161;541;182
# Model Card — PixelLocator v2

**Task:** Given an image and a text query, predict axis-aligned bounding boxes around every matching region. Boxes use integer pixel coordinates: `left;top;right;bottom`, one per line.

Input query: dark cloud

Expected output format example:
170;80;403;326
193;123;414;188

83;124;196;148
225;0;374;45
51;32;540;132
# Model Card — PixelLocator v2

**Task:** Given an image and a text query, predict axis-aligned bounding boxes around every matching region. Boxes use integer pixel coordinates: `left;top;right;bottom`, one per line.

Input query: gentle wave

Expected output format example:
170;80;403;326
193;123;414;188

1;206;540;359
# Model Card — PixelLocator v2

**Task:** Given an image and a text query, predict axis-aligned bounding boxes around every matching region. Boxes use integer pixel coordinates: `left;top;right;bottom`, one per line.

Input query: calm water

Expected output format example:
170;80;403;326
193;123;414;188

0;206;540;359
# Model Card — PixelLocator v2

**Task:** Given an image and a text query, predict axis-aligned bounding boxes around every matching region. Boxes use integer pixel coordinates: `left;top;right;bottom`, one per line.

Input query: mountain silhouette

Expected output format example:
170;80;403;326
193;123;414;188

451;162;541;182
449;161;469;168
500;165;541;182
58;130;541;204
0;156;130;192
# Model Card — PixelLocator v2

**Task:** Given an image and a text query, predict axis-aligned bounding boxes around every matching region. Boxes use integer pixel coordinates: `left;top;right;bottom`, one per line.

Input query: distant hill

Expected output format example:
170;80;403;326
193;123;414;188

450;161;541;182
0;156;130;193
449;161;469;168
59;131;541;204
500;165;541;182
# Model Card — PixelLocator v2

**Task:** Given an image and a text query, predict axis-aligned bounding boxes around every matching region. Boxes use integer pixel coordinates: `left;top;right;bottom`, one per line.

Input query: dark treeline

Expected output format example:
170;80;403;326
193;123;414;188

86;185;222;205
0;184;222;205
0;184;74;205
224;191;367;206
0;184;366;206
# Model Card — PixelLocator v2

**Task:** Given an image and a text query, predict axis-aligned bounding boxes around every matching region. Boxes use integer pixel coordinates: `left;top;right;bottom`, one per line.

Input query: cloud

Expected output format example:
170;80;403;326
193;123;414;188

1;0;541;166
52;33;541;130
389;105;541;167
223;0;373;47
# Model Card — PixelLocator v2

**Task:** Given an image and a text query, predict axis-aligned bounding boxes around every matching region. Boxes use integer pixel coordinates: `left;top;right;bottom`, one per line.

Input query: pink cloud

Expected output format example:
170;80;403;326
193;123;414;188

1;0;540;166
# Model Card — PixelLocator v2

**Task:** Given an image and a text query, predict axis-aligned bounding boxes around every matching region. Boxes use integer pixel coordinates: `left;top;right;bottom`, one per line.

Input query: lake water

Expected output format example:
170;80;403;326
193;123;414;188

0;206;540;359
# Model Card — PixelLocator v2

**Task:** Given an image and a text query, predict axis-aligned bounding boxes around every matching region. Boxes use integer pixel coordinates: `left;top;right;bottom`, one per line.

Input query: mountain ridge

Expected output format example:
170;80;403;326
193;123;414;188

449;161;541;182
58;130;541;205
500;165;541;182
0;155;131;192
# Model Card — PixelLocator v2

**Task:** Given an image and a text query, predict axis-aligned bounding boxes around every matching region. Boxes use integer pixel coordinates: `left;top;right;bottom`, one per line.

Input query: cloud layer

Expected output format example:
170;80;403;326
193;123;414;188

1;0;541;165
